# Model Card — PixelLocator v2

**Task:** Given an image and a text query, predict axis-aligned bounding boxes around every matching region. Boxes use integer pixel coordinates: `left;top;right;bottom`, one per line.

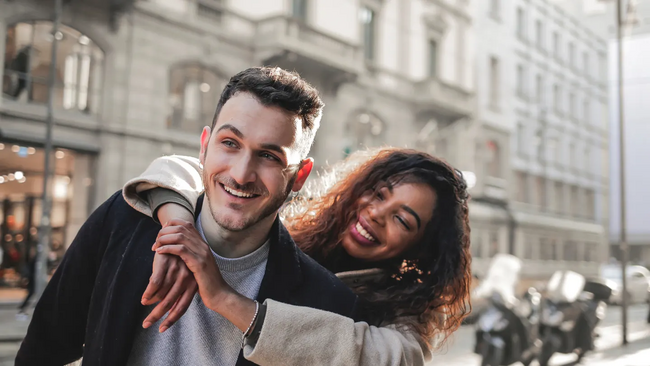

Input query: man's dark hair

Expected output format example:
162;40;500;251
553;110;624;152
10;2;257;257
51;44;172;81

212;67;323;159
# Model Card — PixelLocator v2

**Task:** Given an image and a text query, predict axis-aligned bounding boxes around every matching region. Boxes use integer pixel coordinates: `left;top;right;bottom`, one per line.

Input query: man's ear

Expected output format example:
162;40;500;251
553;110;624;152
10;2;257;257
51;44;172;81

291;158;314;192
199;126;211;166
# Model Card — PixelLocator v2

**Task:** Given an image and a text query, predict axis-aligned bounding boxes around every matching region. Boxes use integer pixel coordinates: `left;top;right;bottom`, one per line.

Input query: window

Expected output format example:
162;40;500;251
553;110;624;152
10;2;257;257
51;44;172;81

569;92;576;118
516;64;525;97
168;64;224;133
553;84;561;113
359;6;376;62
536;176;546;209
540;238;559;260
516;123;526;155
536;74;544;104
554;182;564;214
583;51;590;76
516;7;526;39
489;57;499;107
471;230;482;258
535;20;544;48
568;41;575;67
490;0;500;18
2;21;104;114
428;39;438;77
516;8;525;39
569;143;576;169
553;31;560;58
291;0;309;21
563;241;578;261
583;98;590;123
346;111;385;152
570;185;579;216
584;189;595;219
584;146;591;174
486;140;501;177
516;171;528;203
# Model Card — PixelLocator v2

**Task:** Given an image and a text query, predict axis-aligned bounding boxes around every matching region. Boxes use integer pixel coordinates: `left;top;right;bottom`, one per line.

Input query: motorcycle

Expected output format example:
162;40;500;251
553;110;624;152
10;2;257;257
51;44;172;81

473;254;542;366
538;271;611;366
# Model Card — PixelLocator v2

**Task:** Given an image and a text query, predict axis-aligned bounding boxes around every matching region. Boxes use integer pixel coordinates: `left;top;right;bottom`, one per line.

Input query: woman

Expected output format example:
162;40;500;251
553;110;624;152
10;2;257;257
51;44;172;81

123;148;472;366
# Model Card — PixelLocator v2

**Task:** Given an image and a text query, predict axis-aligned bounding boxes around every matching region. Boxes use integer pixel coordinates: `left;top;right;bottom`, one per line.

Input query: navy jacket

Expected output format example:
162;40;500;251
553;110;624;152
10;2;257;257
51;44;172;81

16;192;359;365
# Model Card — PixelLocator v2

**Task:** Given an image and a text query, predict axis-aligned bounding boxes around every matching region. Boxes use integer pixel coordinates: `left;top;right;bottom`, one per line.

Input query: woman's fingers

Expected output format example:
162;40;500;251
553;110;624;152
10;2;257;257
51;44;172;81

156;245;201;272
142;274;186;330
160;282;198;332
141;253;175;305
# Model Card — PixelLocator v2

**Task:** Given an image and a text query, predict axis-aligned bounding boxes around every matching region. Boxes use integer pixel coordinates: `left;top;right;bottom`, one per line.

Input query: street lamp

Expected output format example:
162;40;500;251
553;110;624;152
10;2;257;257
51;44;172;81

35;0;63;299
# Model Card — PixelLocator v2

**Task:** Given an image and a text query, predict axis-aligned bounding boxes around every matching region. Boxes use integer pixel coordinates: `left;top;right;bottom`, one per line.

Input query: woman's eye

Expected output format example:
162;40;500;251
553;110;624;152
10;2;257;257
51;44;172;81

396;216;410;230
376;191;384;200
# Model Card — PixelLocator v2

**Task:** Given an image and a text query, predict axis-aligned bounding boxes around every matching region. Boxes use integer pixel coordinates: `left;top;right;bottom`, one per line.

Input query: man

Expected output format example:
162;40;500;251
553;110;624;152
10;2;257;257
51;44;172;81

16;67;359;365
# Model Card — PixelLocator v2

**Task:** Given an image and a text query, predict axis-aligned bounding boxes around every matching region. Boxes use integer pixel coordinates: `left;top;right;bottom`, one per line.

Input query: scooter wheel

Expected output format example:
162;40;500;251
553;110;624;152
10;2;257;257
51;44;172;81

481;346;504;366
538;341;555;366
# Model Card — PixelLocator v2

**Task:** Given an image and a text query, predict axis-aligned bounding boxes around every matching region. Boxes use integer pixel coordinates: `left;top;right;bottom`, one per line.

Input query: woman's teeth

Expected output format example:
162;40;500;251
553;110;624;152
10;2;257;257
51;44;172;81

223;185;254;198
356;221;377;242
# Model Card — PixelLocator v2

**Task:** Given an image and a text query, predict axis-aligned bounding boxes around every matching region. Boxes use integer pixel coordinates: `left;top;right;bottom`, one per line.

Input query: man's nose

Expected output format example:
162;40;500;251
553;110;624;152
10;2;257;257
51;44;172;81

229;153;257;186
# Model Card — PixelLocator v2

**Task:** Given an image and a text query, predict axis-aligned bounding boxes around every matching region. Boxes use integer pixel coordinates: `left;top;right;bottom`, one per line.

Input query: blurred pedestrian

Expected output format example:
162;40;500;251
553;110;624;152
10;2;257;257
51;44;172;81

17;247;36;320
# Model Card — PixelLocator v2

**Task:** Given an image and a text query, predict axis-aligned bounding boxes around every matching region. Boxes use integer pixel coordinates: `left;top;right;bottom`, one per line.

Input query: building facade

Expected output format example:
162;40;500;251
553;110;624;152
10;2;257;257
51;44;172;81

471;0;610;279
553;0;650;268
1;0;478;282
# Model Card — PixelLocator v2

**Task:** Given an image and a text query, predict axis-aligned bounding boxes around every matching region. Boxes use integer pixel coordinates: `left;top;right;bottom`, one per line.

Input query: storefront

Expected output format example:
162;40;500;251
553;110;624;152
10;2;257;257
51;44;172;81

0;140;96;288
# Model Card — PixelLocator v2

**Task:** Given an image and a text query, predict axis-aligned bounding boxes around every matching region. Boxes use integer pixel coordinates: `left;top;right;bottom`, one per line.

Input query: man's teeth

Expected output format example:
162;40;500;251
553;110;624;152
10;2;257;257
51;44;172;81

223;185;254;198
356;221;377;242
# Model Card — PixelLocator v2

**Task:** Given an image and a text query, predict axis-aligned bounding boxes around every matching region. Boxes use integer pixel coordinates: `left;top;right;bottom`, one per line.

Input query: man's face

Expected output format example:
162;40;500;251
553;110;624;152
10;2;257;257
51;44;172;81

199;92;313;232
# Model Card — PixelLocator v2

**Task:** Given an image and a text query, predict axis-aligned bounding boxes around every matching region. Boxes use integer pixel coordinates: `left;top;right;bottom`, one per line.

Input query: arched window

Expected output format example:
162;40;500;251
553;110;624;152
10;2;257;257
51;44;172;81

2;21;104;114
168;64;224;133
486;139;501;177
344;111;384;155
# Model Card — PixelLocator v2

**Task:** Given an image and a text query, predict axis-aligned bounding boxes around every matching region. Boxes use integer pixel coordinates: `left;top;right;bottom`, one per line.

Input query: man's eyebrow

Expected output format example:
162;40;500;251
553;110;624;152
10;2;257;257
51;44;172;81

259;143;287;157
216;124;244;139
401;205;422;229
216;124;288;159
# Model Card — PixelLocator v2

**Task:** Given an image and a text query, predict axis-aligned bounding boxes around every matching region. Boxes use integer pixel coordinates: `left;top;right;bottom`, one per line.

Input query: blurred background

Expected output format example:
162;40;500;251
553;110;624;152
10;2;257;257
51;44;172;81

0;0;649;364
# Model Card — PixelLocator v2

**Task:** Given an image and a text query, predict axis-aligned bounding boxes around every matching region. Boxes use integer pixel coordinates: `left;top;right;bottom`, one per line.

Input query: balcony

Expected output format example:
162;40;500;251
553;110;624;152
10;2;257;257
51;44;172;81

254;16;363;90
412;77;474;120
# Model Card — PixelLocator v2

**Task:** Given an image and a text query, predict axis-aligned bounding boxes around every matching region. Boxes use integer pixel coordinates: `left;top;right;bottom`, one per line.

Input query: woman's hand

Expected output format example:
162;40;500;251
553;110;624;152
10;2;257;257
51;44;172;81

141;252;198;333
155;219;258;333
154;219;232;313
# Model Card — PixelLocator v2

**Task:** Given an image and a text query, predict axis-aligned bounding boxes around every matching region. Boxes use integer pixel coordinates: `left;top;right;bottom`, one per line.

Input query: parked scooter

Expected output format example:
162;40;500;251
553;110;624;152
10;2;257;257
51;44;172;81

538;271;611;366
473;254;542;366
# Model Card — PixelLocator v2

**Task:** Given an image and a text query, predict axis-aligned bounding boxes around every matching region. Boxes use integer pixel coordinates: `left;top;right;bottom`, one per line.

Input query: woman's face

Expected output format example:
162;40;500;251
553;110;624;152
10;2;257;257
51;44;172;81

341;182;437;262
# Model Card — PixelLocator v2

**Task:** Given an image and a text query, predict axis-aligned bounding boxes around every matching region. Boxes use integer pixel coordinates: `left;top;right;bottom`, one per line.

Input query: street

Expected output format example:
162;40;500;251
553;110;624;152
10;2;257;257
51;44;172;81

0;304;647;365
427;305;650;366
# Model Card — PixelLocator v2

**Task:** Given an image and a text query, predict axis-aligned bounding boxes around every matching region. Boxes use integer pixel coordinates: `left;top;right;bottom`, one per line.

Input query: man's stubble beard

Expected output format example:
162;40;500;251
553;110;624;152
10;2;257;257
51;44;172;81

202;169;297;232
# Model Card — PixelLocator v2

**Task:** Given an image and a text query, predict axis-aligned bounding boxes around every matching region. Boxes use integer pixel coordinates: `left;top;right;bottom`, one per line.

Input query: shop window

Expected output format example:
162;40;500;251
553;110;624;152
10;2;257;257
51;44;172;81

2;21;104;114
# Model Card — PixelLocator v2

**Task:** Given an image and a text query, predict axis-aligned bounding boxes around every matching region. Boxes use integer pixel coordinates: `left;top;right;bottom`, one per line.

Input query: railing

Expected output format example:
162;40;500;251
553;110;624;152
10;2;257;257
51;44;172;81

255;16;361;66
2;69;101;115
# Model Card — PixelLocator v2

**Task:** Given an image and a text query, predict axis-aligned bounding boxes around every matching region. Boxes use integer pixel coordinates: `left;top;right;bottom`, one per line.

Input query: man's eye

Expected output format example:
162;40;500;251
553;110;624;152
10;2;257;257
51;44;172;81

261;152;279;162
222;140;237;148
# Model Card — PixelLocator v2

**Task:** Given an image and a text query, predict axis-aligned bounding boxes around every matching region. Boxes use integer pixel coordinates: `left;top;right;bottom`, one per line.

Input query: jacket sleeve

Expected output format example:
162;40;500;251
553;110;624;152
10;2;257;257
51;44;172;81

15;192;120;366
243;299;431;366
122;155;203;217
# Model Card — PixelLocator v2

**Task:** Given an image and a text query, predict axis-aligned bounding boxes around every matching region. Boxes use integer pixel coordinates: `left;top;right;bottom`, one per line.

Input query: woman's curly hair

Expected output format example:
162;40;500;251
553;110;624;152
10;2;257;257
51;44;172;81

282;147;472;349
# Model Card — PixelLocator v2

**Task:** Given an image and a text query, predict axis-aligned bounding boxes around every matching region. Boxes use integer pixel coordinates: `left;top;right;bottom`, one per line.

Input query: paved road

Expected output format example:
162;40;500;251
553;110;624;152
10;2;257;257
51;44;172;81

429;304;650;366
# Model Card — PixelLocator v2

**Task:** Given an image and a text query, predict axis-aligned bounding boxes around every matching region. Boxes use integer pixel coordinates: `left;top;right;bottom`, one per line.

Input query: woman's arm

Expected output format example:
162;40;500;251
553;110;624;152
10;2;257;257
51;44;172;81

123;155;203;217
244;299;431;366
156;225;430;366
